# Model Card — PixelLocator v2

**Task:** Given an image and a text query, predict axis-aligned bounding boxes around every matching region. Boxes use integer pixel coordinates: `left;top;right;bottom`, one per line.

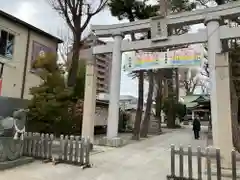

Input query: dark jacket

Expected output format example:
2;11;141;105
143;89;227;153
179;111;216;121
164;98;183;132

193;119;201;131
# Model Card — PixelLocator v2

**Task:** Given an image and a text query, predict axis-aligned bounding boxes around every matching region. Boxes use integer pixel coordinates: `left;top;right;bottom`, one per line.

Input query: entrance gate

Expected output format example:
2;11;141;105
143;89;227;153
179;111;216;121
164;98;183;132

82;0;240;164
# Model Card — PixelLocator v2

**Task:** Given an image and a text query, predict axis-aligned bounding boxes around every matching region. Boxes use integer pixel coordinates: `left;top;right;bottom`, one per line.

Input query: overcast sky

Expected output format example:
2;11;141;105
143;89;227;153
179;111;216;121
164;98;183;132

0;0;204;97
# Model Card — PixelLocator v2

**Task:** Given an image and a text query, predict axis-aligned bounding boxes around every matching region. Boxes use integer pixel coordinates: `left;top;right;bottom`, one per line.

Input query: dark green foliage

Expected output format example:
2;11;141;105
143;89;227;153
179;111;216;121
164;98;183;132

175;103;186;121
170;0;196;12
108;0;159;21
27;54;84;136
73;60;86;100
118;110;131;132
162;98;186;124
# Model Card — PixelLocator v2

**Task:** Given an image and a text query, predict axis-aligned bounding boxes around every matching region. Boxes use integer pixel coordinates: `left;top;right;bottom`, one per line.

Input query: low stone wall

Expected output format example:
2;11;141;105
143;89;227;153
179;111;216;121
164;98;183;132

94;137;129;147
0;137;34;170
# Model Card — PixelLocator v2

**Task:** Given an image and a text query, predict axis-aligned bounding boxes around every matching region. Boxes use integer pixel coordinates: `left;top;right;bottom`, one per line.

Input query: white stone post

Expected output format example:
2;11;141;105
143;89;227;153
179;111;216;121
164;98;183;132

82;58;97;143
107;33;124;139
161;110;165;123
205;16;233;166
192;111;195;120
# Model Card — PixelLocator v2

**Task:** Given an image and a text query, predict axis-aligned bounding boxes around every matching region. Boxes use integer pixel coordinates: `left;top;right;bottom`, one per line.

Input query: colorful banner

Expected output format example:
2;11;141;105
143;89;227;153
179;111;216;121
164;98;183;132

31;41;55;72
123;46;203;72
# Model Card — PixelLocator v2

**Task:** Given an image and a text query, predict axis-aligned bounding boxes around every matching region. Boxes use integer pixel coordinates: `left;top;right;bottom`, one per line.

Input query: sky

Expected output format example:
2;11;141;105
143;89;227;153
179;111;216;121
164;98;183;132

0;0;205;97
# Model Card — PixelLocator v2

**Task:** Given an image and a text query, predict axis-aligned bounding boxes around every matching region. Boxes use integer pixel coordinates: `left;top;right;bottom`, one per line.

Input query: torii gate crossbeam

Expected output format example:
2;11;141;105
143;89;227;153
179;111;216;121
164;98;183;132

93;26;240;54
82;1;240;164
91;1;240;37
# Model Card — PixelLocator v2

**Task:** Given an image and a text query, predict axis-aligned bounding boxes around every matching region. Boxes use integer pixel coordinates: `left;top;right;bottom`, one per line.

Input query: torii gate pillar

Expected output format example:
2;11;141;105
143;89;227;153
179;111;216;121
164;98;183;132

107;33;124;139
82;58;97;144
205;16;233;166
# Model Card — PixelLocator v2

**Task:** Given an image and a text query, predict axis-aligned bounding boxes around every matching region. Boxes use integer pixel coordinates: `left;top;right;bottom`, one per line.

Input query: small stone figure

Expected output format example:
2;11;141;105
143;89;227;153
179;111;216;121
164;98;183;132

0;109;26;139
0;109;27;162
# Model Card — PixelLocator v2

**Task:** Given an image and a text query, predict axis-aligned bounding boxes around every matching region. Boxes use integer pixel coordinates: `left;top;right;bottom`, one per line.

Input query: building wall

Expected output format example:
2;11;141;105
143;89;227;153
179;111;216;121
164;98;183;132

79;47;112;93
0;16;58;99
0;16;28;98
24;31;57;99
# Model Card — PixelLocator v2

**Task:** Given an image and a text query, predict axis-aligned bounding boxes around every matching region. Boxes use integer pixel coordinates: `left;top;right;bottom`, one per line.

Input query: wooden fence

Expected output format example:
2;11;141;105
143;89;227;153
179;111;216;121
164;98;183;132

22;132;91;167
167;145;238;180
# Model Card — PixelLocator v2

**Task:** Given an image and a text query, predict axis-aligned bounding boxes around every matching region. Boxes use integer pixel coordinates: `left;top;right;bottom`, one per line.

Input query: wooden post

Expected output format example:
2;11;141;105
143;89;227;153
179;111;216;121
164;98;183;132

23;132;28;155
45;134;50;159
59;135;64;161
85;138;90;166
41;133;45;159
32;133;37;157
36;133;41;158
49;134;54;160
69;135;74;162
170;144;175;177
63;135;68;161
27;132;32;156
179;146;184;178
80;137;85;165
197;146;202;180
187;146;193;179
216;148;221;180
75;136;80;163
206;147;211;180
232;150;237;180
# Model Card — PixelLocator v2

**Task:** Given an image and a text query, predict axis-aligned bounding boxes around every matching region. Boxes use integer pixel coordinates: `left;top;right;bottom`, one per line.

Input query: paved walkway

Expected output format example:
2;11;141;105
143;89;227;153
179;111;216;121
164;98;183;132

0;126;207;180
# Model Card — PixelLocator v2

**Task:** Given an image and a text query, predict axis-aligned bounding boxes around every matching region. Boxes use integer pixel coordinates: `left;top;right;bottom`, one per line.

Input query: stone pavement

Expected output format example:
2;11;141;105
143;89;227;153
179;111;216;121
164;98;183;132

0;126;207;180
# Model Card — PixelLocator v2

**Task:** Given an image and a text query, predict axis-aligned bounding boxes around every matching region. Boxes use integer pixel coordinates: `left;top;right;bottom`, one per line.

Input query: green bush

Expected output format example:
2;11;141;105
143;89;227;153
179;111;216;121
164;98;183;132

27;54;84;136
175;103;186;121
118;110;131;132
162;98;186;122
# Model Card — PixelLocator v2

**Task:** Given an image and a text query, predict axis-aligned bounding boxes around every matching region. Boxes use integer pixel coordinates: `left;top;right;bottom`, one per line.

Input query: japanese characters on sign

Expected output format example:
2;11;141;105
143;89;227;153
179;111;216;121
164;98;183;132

123;46;203;72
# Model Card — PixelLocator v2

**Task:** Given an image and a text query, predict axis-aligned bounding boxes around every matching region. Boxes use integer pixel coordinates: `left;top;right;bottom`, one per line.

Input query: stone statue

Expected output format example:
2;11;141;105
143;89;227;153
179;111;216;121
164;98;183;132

0;109;27;162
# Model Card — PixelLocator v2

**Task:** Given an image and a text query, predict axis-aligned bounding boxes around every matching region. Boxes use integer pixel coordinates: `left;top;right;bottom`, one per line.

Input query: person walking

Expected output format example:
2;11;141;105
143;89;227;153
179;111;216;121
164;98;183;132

192;116;201;140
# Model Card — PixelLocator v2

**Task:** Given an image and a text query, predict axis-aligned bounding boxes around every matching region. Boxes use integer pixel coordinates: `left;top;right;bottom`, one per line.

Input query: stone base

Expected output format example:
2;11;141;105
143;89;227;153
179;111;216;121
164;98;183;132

0;157;34;170
94;137;127;147
148;119;162;135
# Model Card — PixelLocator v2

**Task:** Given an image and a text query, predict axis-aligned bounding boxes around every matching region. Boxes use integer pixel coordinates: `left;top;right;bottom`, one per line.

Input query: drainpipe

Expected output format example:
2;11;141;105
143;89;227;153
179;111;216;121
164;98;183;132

20;29;31;99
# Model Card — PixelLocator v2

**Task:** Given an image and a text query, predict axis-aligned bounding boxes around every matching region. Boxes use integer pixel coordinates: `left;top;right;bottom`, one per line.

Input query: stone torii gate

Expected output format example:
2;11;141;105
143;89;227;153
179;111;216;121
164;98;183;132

82;1;240;163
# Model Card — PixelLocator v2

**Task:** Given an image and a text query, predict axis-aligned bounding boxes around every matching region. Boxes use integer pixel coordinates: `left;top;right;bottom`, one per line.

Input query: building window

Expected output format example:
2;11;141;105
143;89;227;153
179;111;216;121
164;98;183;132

0;30;15;58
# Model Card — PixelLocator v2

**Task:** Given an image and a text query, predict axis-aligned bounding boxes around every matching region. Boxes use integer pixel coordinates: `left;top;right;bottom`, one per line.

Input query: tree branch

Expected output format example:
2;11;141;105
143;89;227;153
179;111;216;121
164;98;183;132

196;0;209;8
49;0;75;33
80;0;107;32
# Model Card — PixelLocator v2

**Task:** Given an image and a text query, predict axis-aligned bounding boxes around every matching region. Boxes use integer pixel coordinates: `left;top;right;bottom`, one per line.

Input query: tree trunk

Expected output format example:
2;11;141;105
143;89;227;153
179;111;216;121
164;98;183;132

132;70;144;140
155;70;163;132
67;35;81;87
175;68;179;102
175;68;180;124
230;70;240;152
140;70;154;137
166;69;176;128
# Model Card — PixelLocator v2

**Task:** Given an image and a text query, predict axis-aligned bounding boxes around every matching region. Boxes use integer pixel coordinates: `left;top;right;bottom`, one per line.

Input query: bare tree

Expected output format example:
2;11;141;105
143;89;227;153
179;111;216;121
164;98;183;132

57;27;72;69
48;0;107;87
179;68;200;95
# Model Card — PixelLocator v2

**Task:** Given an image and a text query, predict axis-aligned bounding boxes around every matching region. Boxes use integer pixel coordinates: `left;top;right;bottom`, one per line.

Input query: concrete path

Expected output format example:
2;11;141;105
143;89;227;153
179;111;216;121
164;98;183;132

0;126;207;180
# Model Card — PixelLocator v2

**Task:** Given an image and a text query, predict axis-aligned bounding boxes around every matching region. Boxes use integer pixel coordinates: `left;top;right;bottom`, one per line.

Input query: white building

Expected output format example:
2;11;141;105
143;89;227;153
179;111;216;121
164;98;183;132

0;10;62;99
